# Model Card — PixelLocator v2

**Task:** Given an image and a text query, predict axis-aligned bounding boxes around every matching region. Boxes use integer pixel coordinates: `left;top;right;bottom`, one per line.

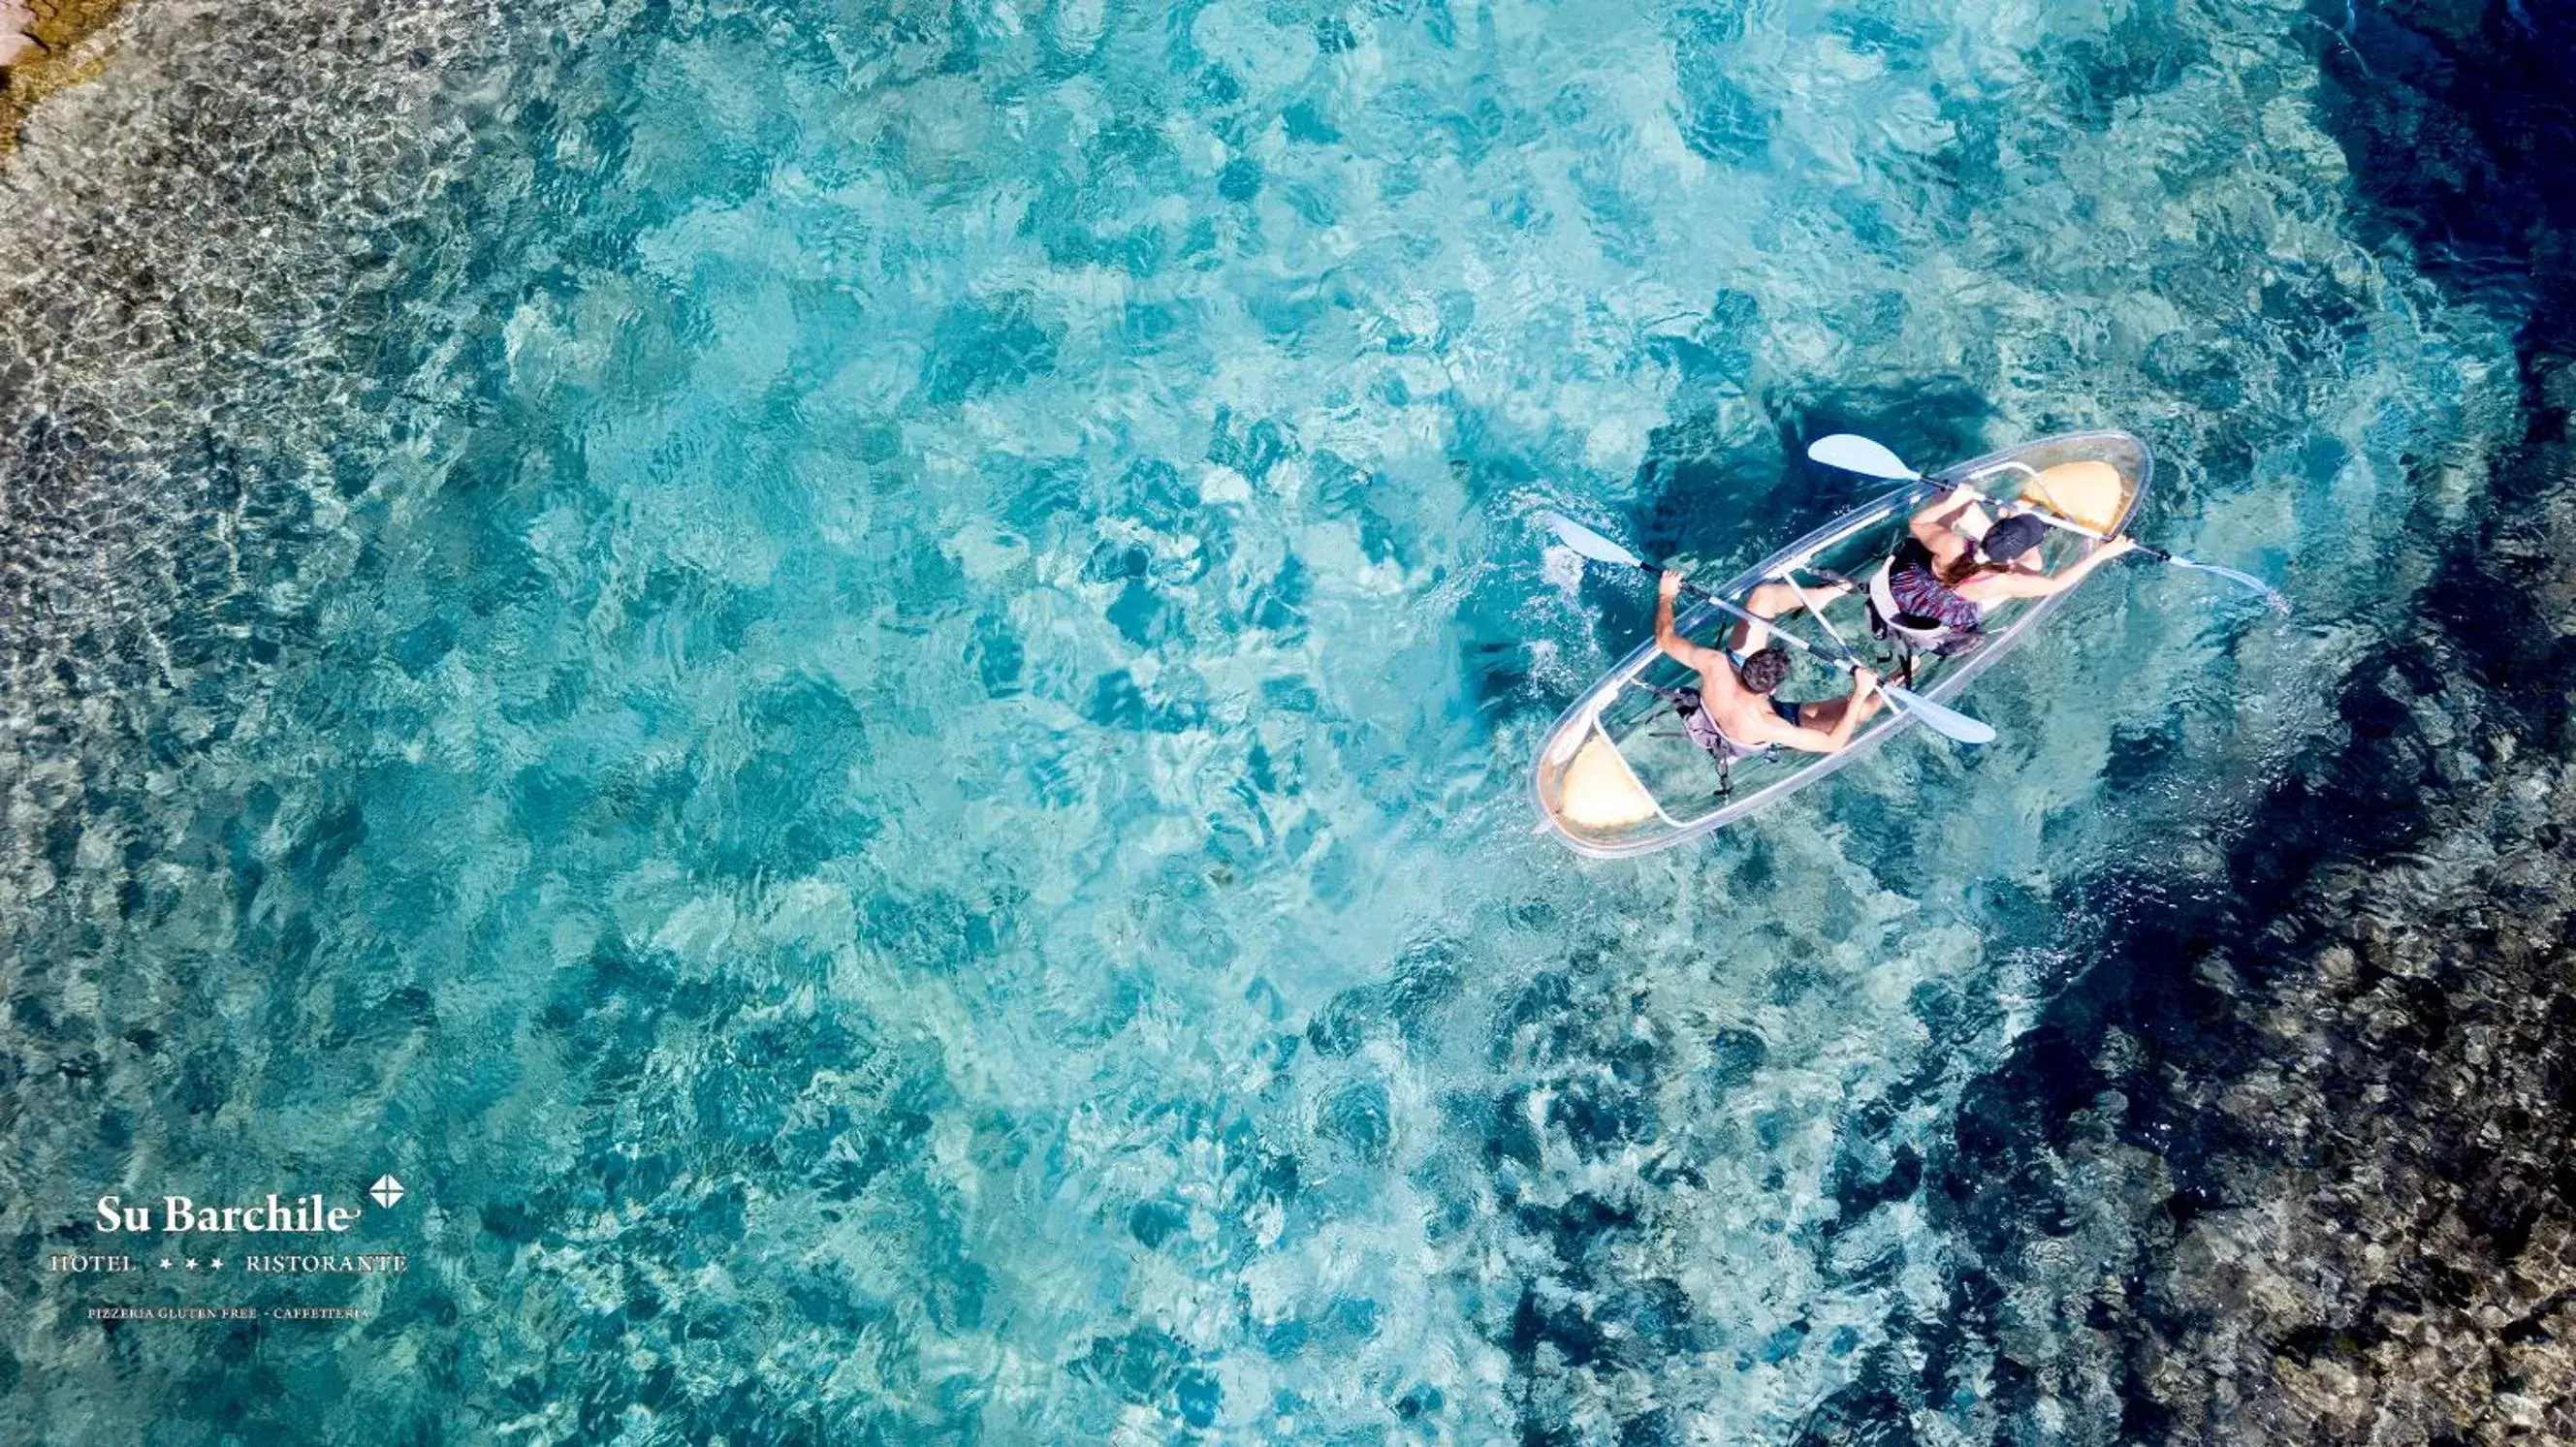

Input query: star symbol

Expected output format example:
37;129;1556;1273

184;1258;199;1270
158;1258;172;1270
208;1258;224;1271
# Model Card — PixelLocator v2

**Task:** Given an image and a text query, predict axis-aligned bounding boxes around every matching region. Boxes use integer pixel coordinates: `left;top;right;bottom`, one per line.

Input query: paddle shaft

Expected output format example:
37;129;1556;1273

1808;434;2283;610
1643;564;1973;717
1946;482;2283;608
1814;434;2166;558
1540;510;1992;743
1779;572;1853;653
1948;483;2172;560
1643;564;1838;665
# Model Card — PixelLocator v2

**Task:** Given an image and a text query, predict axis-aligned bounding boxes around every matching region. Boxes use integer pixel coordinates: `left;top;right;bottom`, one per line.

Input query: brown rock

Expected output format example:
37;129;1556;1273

0;0;134;154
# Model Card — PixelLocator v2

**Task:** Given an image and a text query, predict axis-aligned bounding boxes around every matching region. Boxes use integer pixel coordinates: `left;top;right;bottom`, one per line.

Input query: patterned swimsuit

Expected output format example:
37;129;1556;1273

1884;538;1986;634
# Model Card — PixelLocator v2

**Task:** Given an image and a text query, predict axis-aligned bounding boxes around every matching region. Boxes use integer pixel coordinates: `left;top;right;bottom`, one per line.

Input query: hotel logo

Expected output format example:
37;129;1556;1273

93;1181;392;1235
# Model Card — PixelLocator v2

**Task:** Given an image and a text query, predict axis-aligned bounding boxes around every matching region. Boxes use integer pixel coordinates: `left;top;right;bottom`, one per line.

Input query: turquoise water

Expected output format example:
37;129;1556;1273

0;0;2532;1440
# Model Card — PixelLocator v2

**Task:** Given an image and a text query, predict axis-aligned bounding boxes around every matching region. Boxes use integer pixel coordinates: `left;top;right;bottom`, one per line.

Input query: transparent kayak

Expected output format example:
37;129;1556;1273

1533;430;2153;859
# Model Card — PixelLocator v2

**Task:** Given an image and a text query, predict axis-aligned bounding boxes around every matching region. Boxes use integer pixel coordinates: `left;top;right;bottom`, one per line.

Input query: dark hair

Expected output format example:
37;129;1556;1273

1935;514;2049;587
1738;647;1792;694
1980;513;2049;565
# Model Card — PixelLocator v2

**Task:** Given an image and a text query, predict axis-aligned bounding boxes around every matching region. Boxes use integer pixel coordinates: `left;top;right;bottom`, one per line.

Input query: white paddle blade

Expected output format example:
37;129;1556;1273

1807;434;1920;481
1883;683;1996;745
1540;511;1646;571
2168;557;2292;613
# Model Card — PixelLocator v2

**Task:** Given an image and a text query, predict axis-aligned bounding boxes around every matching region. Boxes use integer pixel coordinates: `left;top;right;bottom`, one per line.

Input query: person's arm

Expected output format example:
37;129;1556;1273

1908;487;1990;548
1975;535;2138;600
1759;668;1884;755
1653;570;1732;675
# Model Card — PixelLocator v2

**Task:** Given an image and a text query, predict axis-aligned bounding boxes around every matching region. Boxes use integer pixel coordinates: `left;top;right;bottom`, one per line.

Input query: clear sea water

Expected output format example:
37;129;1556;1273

0;0;2535;1440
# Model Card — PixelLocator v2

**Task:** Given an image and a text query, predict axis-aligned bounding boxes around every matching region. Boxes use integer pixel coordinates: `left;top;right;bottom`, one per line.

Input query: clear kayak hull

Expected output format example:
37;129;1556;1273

1533;430;2153;858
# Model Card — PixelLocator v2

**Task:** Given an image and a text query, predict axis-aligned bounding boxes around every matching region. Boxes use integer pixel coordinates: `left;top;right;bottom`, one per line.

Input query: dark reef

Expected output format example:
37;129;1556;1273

1823;2;2576;1440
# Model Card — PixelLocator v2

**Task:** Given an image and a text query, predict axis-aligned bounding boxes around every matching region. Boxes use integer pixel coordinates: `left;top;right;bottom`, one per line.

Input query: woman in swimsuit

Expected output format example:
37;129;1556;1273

1889;487;2138;636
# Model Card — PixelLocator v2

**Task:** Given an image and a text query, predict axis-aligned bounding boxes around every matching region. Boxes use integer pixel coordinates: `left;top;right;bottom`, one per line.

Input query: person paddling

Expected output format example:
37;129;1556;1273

1874;485;2137;655
1651;570;1884;770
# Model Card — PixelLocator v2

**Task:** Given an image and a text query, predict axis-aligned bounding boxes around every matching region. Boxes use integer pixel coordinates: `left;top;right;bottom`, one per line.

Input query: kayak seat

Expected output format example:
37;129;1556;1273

1866;559;1955;650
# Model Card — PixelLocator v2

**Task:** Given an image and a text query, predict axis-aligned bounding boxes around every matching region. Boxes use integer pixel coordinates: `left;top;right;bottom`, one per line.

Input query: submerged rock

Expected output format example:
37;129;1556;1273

1866;0;2576;1431
1863;367;2576;1445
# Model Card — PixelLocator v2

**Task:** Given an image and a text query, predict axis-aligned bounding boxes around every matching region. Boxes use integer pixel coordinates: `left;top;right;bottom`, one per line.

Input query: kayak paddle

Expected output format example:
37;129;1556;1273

1805;432;2292;613
1804;433;1925;483
1540;511;1996;746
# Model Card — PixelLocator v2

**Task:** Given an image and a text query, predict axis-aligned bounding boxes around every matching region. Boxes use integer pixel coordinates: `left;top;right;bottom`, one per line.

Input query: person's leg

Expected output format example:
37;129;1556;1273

1787;686;1886;732
1786;573;1860;646
1728;581;1804;650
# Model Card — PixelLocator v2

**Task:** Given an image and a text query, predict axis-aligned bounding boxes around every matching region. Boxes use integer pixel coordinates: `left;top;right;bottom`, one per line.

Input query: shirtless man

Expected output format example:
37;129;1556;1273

1653;569;1884;762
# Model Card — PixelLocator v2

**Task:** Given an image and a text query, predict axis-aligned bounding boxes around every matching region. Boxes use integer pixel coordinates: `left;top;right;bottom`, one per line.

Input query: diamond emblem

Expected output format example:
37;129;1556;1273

369;1175;405;1210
